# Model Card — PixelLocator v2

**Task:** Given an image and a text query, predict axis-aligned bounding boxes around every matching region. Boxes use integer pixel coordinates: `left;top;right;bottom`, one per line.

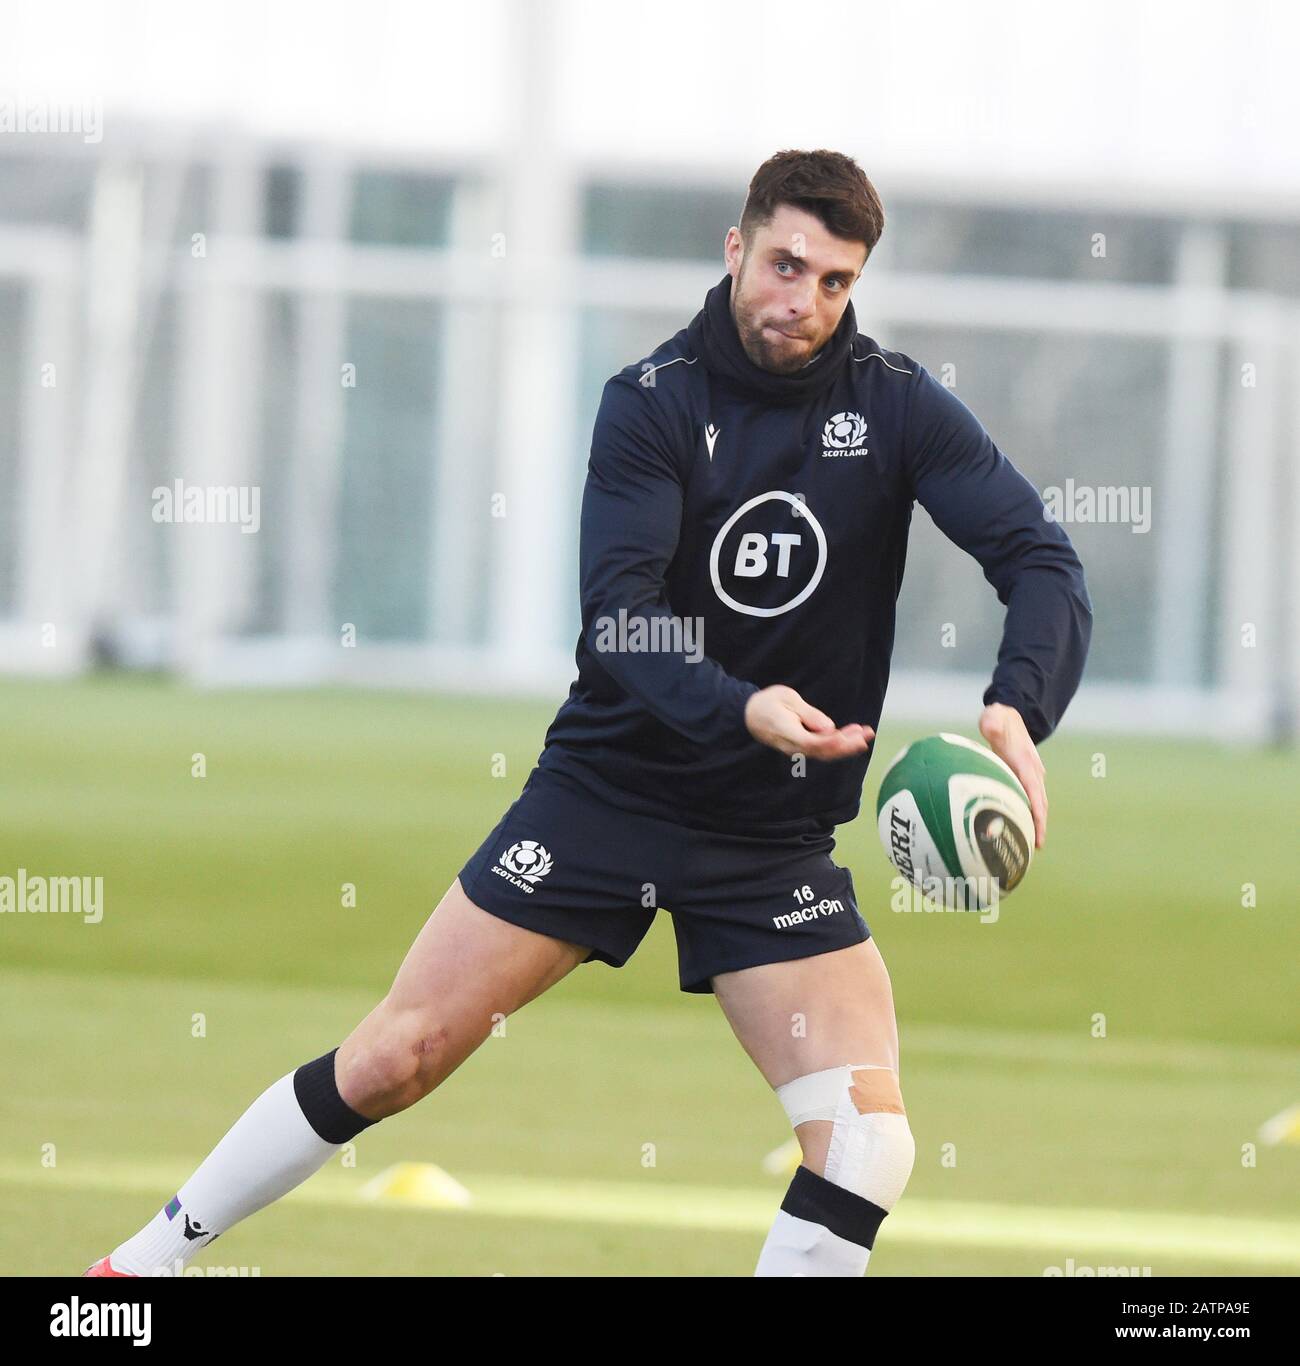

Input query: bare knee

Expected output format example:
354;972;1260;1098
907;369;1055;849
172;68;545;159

337;1001;455;1118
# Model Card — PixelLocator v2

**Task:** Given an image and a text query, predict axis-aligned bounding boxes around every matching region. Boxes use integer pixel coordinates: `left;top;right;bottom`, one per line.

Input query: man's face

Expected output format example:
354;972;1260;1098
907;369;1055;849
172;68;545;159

724;204;867;374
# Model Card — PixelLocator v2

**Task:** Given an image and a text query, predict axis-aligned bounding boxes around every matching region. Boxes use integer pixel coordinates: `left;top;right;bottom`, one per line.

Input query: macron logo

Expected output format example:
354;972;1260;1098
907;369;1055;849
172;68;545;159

704;423;720;460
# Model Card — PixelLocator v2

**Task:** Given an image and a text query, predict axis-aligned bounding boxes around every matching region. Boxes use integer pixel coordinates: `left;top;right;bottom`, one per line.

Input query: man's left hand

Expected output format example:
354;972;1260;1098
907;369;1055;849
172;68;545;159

978;703;1047;850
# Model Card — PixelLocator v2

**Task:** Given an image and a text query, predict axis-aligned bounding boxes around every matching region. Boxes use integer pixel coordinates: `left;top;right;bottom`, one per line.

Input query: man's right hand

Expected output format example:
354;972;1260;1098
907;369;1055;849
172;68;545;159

744;685;874;761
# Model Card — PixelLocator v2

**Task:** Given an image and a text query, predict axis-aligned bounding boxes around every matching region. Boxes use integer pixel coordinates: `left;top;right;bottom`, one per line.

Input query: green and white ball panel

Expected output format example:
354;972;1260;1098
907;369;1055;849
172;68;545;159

877;787;953;889
875;732;1033;909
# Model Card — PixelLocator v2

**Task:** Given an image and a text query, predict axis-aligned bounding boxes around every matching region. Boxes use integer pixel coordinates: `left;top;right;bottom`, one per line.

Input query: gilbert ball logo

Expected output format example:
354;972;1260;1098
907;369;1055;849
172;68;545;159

497;840;554;887
822;411;868;451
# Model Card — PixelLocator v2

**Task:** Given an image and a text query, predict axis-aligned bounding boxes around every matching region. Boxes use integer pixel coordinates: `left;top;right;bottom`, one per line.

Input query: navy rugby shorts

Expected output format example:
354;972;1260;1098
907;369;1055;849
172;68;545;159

457;765;870;994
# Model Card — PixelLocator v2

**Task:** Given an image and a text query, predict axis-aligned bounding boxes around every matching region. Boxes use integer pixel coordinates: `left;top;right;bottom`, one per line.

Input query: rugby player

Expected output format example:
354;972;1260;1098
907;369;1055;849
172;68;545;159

88;148;1091;1278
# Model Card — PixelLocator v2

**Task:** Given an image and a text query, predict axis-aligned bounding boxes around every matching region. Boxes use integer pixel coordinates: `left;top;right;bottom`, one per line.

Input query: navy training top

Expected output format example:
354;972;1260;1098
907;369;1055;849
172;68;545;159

536;273;1093;837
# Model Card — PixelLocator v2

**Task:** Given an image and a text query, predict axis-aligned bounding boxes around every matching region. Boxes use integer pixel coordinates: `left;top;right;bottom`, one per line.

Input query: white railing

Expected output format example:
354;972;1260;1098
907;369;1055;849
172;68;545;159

0;142;1295;743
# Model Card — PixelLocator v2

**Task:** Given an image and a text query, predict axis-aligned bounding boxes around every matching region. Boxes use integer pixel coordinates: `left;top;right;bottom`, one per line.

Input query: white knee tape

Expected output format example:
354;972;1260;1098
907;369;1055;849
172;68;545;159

775;1064;916;1213
774;1064;876;1126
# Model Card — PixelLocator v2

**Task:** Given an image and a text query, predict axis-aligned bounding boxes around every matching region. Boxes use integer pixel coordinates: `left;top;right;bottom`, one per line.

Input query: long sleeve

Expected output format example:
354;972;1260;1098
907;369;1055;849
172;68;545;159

578;374;760;747
902;365;1093;745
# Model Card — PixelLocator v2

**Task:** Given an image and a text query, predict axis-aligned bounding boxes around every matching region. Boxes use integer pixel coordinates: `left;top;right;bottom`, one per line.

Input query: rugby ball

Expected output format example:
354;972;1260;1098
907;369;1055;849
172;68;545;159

875;733;1033;910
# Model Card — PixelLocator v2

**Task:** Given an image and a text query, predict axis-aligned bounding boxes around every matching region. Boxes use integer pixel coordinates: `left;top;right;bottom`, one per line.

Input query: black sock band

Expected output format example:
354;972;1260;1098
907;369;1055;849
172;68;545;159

293;1048;378;1144
781;1164;889;1250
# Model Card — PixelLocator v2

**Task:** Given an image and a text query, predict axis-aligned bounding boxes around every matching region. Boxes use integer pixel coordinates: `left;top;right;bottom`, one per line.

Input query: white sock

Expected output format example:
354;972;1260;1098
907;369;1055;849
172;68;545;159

110;1072;346;1275
755;1209;873;1276
754;1110;914;1279
756;1069;916;1277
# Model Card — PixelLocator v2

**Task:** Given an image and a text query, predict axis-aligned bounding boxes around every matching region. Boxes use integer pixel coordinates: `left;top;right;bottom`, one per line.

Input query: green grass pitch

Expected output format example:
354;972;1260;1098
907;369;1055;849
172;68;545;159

1;675;1296;1275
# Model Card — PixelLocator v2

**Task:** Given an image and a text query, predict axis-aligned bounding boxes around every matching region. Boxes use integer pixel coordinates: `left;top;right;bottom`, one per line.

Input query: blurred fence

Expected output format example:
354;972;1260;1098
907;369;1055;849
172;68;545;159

0;128;1297;741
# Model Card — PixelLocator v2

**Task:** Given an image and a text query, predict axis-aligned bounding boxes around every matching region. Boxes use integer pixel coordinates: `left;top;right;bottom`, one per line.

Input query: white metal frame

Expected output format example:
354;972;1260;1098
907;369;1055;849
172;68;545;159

0;134;1296;744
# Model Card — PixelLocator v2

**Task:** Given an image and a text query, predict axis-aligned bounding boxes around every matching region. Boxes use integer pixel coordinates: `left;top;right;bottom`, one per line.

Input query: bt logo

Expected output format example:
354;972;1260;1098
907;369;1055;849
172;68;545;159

709;491;827;618
734;531;801;579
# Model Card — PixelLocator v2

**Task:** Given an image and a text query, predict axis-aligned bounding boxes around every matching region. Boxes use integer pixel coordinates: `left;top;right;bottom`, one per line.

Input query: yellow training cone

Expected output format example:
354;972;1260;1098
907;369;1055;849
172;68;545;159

761;1137;803;1178
360;1162;474;1209
1259;1105;1300;1146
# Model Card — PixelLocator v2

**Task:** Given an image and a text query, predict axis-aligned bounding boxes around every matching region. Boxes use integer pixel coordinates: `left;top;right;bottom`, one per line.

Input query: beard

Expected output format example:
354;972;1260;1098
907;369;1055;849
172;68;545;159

731;276;826;374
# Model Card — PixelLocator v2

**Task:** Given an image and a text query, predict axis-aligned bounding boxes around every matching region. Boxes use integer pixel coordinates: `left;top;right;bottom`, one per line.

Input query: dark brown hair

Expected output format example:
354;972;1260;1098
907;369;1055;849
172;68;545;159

740;149;884;258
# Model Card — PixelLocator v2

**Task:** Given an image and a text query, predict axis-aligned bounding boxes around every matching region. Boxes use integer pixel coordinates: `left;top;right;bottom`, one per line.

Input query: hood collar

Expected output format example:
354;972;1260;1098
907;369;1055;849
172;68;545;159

686;273;856;406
